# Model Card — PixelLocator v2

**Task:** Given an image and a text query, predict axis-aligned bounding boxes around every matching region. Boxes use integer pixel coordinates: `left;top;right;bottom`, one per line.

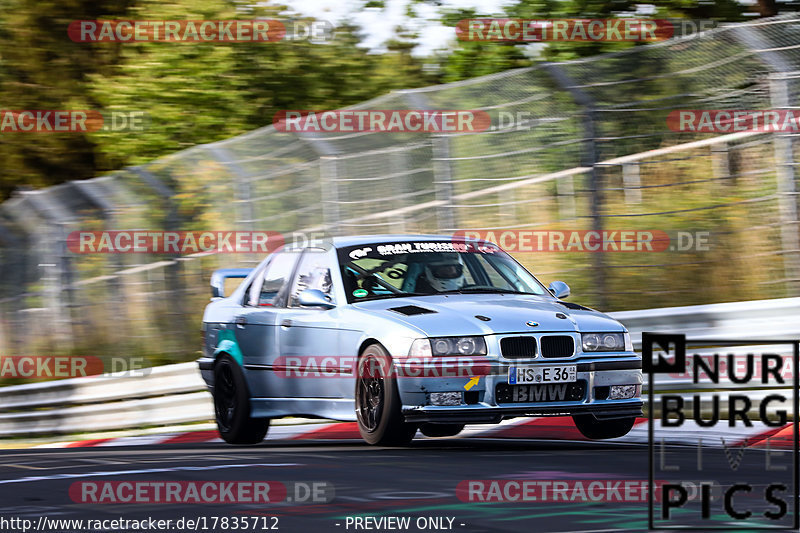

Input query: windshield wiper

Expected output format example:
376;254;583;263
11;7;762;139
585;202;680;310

352;292;427;302
434;288;538;295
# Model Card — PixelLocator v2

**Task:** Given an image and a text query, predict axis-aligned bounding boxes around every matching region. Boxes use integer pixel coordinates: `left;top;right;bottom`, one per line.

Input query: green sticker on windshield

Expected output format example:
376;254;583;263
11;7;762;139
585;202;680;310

353;289;368;298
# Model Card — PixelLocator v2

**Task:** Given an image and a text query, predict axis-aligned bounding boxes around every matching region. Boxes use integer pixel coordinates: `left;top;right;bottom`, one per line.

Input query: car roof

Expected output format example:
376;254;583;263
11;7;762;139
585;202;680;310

330;234;460;248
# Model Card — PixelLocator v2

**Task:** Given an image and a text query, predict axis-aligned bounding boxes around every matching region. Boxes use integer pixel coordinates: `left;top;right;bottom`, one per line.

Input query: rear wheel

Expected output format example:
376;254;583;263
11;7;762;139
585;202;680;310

573;414;636;440
355;344;417;446
420;423;465;438
214;355;270;444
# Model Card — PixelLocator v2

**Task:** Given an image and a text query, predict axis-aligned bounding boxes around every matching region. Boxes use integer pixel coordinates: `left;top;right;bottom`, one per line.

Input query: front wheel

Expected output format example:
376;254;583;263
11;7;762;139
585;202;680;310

573;414;636;440
214;355;270;444
355;344;417;446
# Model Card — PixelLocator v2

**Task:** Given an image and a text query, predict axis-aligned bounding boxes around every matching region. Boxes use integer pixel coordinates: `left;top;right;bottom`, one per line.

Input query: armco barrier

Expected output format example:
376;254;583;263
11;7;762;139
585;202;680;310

0;297;797;436
0;362;210;436
0;362;204;410
614;297;800;345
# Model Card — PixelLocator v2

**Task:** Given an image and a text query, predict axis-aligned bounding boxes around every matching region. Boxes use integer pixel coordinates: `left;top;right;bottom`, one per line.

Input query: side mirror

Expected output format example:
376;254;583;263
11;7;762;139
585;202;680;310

298;289;335;309
548;281;570;299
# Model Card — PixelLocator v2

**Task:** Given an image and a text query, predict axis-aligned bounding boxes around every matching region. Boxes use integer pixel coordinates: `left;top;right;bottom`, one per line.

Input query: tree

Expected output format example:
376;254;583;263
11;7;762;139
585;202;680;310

0;0;131;198
0;0;438;199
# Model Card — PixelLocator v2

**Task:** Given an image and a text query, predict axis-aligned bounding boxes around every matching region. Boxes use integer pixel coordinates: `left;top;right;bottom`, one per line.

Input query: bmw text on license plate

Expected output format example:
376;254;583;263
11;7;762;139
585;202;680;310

508;365;576;385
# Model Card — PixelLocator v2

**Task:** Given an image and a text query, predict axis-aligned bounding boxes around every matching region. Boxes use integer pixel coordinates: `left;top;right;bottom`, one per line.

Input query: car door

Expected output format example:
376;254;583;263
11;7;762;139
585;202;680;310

232;251;301;399
277;248;352;399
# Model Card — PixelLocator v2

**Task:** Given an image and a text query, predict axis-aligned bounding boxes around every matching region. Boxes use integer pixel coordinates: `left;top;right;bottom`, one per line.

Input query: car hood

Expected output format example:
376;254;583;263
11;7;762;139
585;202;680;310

351;294;625;337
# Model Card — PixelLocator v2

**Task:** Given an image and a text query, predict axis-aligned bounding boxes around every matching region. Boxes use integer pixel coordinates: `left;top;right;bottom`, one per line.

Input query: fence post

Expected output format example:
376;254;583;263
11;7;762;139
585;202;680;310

0;217;27;354
320;156;342;236
770;76;800;294
431;135;457;232
543;63;608;308
556;175;576;219
498;186;517;225
208;146;254;232
733;26;800;295
68;179;129;349
128;165;181;235
392;150;409;233
18;191;75;349
127;165;189;352
711;142;732;183
401;89;458;233
622;163;642;204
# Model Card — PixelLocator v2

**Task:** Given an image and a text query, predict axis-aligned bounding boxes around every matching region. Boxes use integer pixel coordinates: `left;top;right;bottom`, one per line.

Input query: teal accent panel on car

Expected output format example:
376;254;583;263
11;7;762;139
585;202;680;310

214;329;244;365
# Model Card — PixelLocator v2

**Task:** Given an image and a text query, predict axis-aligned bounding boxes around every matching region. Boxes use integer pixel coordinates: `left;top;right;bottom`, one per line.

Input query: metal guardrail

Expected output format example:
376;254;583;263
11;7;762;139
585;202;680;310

612;297;800;345
0;362;204;410
0;297;797;436
0;363;211;436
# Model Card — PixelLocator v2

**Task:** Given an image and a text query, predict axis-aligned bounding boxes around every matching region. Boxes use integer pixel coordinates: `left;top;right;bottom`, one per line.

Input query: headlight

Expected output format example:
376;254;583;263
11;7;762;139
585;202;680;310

409;336;487;357
409;338;432;357
581;332;626;352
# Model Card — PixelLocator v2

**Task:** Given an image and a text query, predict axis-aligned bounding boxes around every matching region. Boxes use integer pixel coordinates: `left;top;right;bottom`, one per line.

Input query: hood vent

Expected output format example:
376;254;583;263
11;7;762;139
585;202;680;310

557;301;594;311
388;305;437;316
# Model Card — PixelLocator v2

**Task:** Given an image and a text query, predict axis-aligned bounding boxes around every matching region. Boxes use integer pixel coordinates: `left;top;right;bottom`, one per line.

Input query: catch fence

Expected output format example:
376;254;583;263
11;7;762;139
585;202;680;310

2;16;800;361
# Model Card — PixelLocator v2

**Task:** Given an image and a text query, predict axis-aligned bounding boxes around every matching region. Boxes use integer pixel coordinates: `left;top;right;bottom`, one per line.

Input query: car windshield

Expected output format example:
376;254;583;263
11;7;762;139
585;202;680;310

337;240;549;303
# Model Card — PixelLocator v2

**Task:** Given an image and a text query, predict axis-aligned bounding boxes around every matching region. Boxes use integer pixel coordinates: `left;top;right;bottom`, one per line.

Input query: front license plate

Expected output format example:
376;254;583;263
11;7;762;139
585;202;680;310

508;365;577;385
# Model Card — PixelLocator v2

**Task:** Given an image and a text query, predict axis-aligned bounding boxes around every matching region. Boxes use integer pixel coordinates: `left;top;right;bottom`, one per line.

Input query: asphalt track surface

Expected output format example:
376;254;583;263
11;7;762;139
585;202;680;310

0;436;795;533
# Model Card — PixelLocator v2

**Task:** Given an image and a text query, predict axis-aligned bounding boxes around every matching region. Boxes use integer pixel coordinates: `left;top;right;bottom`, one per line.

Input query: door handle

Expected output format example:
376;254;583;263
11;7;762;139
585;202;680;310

281;319;293;328
235;316;247;328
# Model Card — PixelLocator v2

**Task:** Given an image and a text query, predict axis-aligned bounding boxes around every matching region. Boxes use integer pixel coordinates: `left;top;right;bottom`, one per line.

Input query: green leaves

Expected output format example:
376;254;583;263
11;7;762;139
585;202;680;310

0;0;437;199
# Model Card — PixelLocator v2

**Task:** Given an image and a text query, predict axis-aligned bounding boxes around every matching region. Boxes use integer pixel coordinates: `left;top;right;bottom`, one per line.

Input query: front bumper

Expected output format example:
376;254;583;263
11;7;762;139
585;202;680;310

403;401;643;424
399;355;643;424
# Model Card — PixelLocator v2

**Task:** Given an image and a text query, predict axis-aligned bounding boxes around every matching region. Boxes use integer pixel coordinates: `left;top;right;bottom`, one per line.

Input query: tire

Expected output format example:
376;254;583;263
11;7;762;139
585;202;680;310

355;344;417;446
573;414;636;440
213;354;270;444
420;423;465;438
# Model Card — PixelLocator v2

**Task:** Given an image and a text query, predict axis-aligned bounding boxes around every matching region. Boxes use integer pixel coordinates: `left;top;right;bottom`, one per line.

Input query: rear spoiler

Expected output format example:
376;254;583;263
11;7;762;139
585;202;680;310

210;268;252;299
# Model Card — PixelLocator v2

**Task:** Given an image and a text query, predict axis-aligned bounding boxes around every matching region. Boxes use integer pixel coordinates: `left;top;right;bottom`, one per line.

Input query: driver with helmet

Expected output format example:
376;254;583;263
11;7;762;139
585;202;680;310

415;253;466;293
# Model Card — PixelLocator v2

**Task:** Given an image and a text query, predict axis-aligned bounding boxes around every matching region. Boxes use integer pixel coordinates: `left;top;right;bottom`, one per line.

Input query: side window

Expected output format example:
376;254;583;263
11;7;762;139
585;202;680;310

247;253;298;307
243;263;267;306
288;251;334;308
